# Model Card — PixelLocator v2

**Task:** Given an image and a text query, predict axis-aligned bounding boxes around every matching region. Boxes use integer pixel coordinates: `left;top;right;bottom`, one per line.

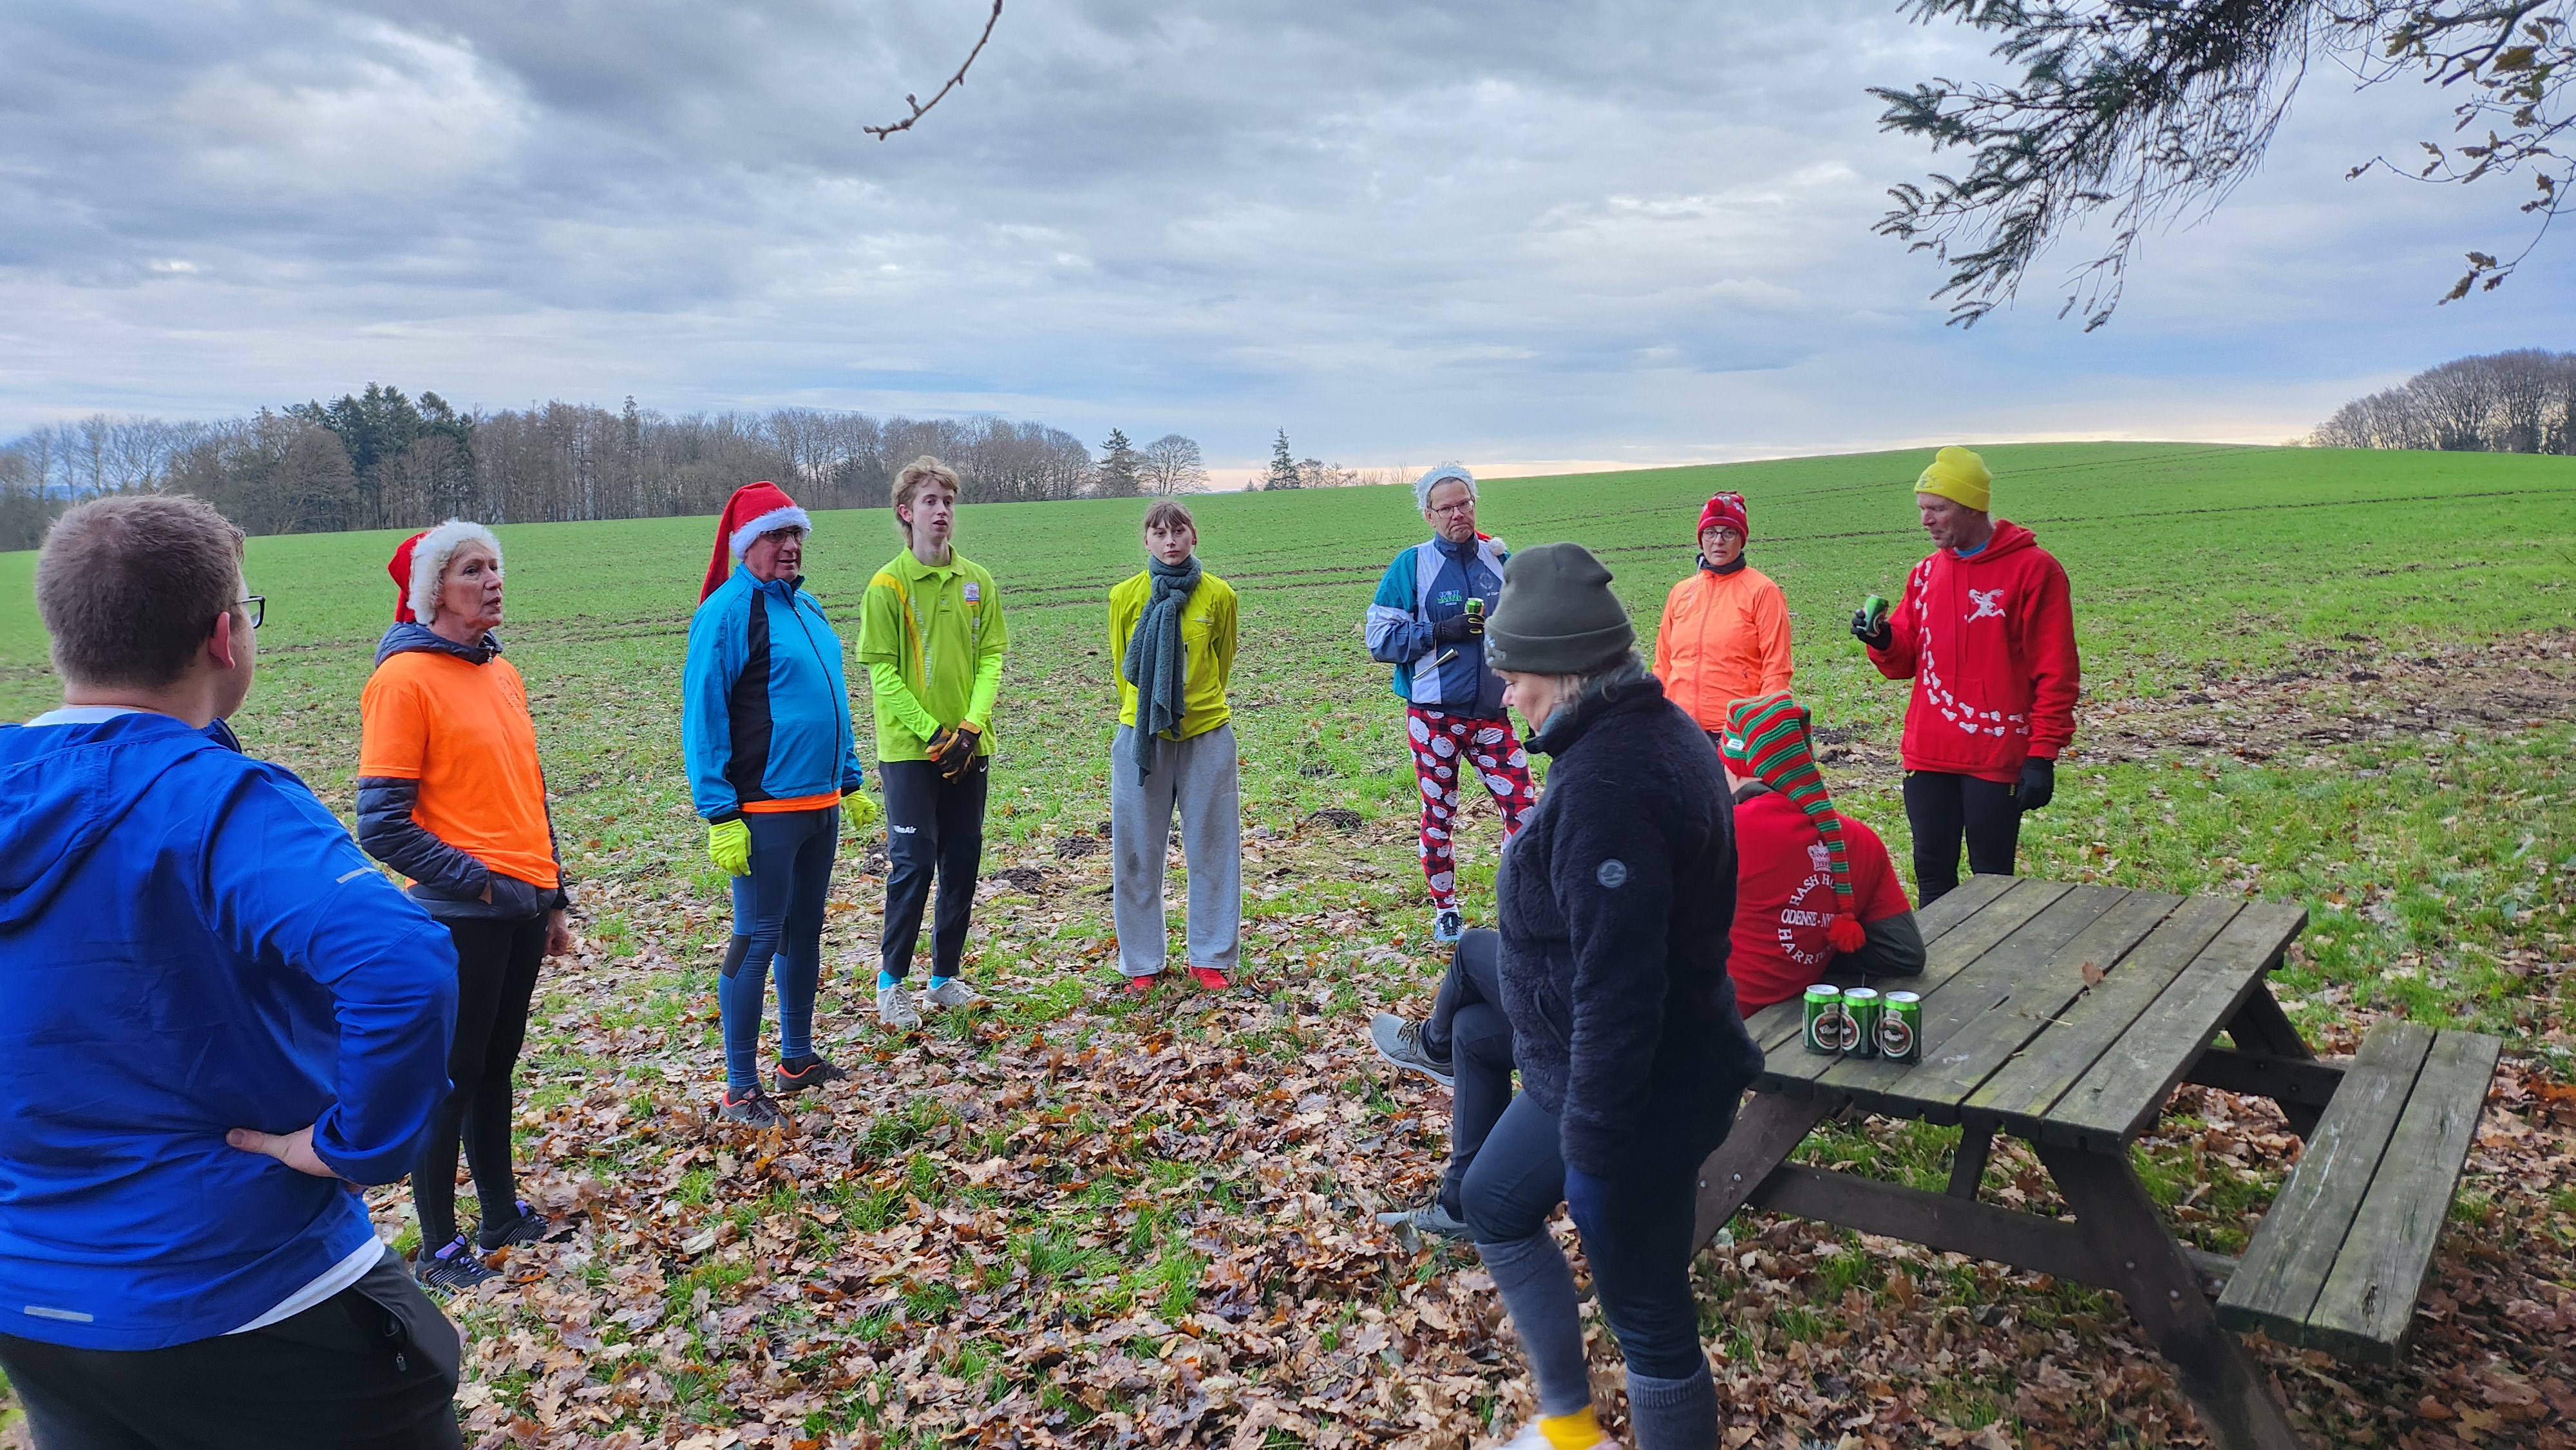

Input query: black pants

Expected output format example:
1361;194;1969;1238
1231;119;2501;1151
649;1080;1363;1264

0;1248;462;1449
879;758;989;981
1459;1093;1714;1382
1419;930;1513;1219
413;914;543;1252
1902;769;2022;905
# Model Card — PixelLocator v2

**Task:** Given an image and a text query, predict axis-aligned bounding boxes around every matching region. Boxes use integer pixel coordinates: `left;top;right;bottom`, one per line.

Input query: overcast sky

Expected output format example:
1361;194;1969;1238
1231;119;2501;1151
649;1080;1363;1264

3;1;2568;476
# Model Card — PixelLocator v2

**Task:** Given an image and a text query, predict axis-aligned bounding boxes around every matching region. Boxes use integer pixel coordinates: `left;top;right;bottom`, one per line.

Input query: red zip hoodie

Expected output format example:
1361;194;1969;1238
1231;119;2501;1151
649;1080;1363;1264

1866;520;2079;782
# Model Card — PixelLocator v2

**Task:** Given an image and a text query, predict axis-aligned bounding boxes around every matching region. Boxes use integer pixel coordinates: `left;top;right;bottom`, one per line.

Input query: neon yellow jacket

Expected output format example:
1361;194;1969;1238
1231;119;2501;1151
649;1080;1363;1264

855;548;1007;762
1108;569;1237;739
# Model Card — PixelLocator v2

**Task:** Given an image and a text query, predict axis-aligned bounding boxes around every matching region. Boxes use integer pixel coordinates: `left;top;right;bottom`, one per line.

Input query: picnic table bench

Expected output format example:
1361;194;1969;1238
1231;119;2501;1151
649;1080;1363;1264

1694;874;2501;1450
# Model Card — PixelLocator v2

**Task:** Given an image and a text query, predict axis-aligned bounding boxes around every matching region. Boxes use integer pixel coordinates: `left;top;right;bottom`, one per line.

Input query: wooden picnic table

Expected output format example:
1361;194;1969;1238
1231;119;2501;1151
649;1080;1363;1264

1693;874;2500;1450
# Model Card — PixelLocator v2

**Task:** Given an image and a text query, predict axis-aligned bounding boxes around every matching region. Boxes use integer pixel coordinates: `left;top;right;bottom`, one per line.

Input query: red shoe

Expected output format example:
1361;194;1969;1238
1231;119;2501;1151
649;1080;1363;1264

1189;966;1232;992
1123;973;1159;999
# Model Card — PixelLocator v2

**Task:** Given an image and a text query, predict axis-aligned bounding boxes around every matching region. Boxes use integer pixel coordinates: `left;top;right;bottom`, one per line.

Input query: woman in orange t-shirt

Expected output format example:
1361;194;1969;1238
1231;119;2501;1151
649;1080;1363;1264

1652;491;1792;742
356;521;573;1293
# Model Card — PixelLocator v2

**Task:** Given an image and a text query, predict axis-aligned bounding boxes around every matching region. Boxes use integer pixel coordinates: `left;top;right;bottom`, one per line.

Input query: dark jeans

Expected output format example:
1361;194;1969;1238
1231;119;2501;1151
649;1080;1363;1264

1419;930;1513;1219
413;915;543;1252
1461;1093;1719;1382
1902;769;2022;905
879;758;988;981
0;1248;462;1450
720;804;838;1090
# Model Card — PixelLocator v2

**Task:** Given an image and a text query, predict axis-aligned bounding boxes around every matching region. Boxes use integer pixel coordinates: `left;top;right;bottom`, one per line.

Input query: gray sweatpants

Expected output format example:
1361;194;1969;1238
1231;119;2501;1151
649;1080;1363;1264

1110;722;1241;975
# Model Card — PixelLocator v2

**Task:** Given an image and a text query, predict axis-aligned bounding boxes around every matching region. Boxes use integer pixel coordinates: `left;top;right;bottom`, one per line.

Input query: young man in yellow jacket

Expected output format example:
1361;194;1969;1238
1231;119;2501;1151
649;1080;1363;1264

1106;500;1241;997
857;457;1009;1029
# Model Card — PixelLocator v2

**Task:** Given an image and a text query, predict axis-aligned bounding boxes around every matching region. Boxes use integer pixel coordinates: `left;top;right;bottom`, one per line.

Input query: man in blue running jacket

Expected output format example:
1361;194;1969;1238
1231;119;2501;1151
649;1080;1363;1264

0;496;464;1450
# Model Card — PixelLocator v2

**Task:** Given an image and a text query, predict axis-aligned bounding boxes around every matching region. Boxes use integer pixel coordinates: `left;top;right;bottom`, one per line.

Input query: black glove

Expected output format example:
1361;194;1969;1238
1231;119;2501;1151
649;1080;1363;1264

2017;756;2055;812
1431;613;1475;645
1850;608;1893;651
934;722;982;781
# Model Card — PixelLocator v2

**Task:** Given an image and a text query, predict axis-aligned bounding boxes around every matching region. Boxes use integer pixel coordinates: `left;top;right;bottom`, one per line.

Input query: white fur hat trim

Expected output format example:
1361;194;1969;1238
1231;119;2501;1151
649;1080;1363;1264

409;519;502;624
730;505;813;561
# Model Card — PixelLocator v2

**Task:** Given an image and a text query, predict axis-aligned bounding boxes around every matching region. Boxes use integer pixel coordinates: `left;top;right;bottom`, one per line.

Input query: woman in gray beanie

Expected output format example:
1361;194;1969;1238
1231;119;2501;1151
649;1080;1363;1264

1461;541;1763;1450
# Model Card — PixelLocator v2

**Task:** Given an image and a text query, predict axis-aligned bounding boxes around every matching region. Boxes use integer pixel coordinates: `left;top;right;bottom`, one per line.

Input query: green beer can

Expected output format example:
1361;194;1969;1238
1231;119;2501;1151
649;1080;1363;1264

1861;594;1891;628
1841;988;1881;1060
1802;985;1847;1055
1877;990;1923;1065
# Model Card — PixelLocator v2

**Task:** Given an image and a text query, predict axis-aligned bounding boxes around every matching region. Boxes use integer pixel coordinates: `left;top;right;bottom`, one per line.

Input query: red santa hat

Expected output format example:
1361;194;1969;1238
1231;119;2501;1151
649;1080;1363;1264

703;481;812;600
386;520;502;623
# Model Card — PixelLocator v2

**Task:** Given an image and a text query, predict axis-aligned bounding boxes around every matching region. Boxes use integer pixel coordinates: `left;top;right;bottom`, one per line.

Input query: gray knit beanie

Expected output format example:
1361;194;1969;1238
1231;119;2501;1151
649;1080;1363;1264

1484;542;1634;675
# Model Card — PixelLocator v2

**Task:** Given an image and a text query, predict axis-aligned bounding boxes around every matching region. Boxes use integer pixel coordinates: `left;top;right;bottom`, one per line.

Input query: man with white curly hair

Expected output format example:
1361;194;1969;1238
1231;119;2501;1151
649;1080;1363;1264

1365;464;1534;946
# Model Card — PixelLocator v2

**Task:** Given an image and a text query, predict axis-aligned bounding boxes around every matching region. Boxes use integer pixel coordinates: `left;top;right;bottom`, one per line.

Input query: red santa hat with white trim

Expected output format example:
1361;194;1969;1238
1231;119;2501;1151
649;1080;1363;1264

702;481;813;600
387;520;502;623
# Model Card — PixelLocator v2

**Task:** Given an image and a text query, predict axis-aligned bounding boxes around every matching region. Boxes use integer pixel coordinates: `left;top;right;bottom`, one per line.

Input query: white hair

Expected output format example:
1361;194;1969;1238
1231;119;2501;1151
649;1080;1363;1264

410;519;501;623
1413;463;1477;511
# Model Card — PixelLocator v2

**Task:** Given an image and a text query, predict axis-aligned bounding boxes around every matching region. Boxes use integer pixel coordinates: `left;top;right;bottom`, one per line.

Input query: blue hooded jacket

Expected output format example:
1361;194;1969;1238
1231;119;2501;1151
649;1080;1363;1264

0;711;457;1350
1365;534;1510;715
684;566;864;822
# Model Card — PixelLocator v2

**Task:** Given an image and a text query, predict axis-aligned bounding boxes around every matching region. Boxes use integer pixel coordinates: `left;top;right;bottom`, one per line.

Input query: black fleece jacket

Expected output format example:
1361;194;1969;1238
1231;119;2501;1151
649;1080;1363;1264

1497;668;1765;1179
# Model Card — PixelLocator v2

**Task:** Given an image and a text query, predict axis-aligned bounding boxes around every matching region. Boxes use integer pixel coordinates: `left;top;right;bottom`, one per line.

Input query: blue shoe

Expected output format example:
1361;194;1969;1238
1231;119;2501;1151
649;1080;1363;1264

1432;908;1464;945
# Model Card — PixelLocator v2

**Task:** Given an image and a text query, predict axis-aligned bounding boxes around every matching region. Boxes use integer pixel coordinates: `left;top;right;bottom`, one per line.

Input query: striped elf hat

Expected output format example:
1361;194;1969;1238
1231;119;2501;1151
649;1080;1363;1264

1724;692;1868;952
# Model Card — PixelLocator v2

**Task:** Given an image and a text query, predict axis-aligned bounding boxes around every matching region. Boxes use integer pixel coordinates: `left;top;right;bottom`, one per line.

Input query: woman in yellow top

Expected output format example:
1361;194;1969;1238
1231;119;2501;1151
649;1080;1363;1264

1653;491;1792;744
1108;500;1240;998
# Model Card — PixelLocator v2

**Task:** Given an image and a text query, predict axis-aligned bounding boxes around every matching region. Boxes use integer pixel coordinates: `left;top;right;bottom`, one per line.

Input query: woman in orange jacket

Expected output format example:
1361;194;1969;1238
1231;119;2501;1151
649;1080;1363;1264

1652;491;1792;743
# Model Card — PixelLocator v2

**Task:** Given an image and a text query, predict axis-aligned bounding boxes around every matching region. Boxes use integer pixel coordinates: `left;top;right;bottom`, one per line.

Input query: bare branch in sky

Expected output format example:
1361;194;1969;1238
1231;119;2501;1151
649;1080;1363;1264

864;0;1006;142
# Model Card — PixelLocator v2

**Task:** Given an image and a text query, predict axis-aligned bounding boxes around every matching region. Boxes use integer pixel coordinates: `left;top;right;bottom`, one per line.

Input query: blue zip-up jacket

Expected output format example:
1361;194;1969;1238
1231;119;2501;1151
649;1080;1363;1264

0;711;457;1350
685;566;864;822
1365;534;1510;715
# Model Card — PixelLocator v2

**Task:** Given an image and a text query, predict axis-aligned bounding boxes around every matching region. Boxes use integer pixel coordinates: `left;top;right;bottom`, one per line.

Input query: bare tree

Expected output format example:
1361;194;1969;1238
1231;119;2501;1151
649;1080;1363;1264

2312;347;2576;451
1879;1;2576;328
1139;434;1210;494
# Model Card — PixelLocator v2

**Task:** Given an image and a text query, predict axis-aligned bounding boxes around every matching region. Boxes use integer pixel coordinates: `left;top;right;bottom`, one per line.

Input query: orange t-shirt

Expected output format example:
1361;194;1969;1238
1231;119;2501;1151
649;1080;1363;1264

358;650;559;889
1653;564;1794;731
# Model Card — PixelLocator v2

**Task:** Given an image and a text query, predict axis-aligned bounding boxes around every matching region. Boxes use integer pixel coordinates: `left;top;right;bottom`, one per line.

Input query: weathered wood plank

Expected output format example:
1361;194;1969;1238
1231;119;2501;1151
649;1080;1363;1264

1889;889;2182;1115
2184;1048;2347;1111
2214;1022;2434;1337
2303;1030;2501;1365
1747;1163;2107;1286
1787;883;2126;1113
1967;894;2242;1134
2041;901;2309;1149
1947;1117;1995;1200
2223;988;2327;1137
1743;872;2026;1060
1691;1091;1839;1253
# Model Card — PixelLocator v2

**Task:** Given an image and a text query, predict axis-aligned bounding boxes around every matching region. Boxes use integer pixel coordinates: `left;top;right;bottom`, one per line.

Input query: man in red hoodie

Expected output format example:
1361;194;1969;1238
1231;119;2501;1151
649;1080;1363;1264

1853;447;2080;903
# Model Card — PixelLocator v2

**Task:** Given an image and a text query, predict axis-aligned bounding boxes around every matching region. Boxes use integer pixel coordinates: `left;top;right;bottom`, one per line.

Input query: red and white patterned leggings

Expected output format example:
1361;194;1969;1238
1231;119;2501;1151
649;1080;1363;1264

1405;706;1536;907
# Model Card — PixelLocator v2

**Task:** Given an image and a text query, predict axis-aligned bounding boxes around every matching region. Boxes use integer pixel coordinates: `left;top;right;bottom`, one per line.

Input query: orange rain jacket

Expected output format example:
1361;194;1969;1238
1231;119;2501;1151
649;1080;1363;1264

1653;563;1794;731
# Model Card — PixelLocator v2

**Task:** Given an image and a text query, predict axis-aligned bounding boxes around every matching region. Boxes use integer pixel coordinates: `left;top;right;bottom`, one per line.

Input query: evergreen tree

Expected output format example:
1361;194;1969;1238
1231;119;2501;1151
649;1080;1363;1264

1267;428;1301;489
1097;428;1142;497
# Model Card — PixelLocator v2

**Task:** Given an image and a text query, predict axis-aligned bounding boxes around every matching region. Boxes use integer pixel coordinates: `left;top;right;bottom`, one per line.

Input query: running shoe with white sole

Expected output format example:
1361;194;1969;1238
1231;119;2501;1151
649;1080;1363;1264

1432;908;1464;945
1368;1012;1455;1088
922;977;979;1010
877;984;923;1030
1374;1198;1471;1239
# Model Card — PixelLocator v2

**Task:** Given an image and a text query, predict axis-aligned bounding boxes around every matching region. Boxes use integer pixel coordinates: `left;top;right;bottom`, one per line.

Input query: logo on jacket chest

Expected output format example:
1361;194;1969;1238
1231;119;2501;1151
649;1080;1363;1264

963;582;980;603
1966;588;2007;623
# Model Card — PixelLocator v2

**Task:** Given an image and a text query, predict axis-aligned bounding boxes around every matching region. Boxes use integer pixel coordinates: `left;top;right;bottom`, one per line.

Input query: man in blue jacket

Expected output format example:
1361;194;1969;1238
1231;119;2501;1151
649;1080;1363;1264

0;496;464;1448
1366;465;1535;945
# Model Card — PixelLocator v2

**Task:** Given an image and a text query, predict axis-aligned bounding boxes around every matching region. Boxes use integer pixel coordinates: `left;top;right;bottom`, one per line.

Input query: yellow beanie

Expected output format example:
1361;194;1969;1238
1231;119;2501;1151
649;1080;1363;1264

1914;446;1991;513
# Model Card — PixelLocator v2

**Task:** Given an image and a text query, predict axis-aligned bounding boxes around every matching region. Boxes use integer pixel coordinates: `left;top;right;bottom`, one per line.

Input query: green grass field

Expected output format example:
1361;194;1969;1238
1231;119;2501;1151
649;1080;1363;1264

3;440;2573;1446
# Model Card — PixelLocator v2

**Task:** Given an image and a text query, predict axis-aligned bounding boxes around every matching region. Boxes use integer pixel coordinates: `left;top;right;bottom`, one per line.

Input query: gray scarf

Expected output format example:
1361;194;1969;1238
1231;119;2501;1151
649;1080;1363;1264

1122;554;1201;776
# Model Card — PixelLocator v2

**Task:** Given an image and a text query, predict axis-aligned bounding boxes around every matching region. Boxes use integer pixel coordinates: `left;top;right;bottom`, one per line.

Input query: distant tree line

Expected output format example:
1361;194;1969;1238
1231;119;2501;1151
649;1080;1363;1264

0;387;1217;549
2313;350;2576;454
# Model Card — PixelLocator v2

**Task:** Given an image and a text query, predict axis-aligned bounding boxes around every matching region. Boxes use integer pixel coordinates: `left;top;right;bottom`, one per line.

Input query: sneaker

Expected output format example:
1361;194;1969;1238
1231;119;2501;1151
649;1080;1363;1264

922;977;980;1010
1375;1198;1471;1239
775;1055;849;1095
1486;1422;1616;1450
876;984;923;1030
1188;966;1232;992
477;1200;558;1250
1432;908;1464;945
719;1085;786;1129
415;1235;498;1292
1122;972;1159;1000
1368;1013;1455;1088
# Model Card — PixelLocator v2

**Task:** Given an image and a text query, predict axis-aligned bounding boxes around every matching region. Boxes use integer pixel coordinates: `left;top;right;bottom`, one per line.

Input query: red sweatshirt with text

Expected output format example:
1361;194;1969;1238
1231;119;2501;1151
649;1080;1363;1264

1866;520;2079;782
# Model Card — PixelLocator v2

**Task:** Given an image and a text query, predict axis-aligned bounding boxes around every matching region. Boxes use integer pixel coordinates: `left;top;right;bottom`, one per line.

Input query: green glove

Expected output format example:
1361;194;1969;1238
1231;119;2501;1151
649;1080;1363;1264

843;789;880;832
708;818;752;877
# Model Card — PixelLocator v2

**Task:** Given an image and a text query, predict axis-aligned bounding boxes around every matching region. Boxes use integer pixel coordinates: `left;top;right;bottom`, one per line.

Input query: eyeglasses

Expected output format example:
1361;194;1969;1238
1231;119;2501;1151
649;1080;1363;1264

1428;499;1475;516
234;596;265;630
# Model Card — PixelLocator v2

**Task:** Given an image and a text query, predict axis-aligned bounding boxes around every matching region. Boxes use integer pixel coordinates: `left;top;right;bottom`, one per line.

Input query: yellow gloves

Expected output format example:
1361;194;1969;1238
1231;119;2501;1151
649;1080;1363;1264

708;818;752;877
842;788;880;831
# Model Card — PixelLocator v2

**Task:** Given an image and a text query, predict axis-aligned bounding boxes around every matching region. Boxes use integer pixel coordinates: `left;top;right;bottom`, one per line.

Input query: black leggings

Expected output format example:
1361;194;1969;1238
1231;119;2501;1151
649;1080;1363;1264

1420;930;1513;1219
879;758;989;981
1902;769;2022;905
412;916;543;1252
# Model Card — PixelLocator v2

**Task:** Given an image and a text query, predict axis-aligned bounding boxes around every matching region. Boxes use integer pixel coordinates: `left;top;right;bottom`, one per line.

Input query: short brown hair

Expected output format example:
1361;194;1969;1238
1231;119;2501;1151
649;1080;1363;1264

1141;500;1195;536
892;455;961;525
36;495;245;688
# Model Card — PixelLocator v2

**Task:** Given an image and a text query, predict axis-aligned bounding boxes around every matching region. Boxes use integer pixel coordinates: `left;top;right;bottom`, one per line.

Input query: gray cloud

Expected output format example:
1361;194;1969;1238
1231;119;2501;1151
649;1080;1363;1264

3;1;2568;464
